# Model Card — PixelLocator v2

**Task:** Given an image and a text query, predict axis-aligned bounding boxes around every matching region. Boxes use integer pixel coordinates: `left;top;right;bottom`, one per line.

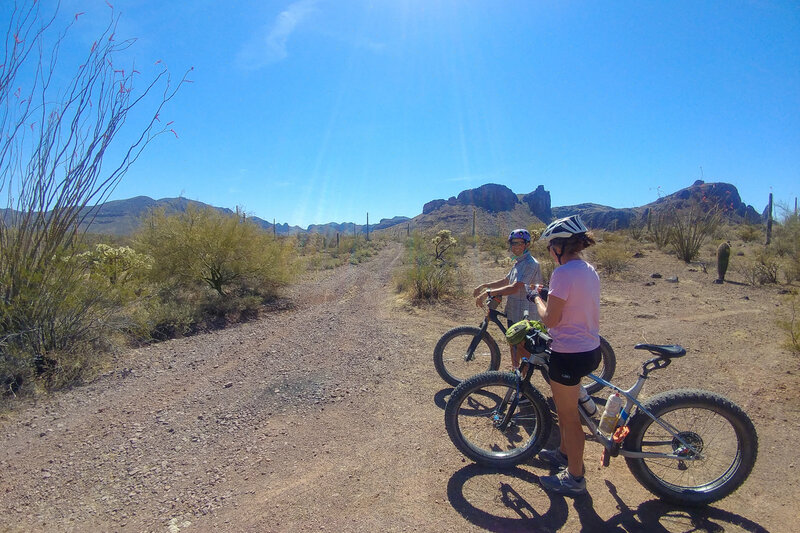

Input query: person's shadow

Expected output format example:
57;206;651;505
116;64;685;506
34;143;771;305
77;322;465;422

446;464;770;532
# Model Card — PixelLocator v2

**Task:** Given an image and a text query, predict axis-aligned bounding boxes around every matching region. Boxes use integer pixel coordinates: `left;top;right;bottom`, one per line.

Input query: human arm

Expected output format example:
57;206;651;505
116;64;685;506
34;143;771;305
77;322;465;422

473;279;520;307
472;278;507;297
532;292;565;328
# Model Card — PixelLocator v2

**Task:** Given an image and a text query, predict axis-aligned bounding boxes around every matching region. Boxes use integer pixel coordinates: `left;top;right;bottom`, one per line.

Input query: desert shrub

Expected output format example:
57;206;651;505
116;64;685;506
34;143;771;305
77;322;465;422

539;258;555;284
627;218;646;241
778;292;800;354
773;211;800;282
138;206;295;297
477;235;508;263
669;207;722;263
648;211;674;249
302;234;385;270
135;207;296;331
737;224;763;243
78;244;153;288
398;232;460;301
590;240;630;275
735;248;780;285
0;1;188;393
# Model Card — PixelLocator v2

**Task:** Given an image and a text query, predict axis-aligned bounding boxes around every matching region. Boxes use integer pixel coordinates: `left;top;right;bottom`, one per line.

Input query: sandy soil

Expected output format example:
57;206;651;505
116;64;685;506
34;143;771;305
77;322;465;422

1;242;797;532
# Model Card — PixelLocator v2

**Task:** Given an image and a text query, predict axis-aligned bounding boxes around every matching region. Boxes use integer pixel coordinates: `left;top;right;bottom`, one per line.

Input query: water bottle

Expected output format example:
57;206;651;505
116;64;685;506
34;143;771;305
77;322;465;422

578;385;597;416
598;392;624;435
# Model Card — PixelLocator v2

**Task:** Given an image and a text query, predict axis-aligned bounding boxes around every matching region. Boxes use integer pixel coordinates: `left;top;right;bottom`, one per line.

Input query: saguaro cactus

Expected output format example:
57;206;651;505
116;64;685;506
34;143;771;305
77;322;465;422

715;241;731;283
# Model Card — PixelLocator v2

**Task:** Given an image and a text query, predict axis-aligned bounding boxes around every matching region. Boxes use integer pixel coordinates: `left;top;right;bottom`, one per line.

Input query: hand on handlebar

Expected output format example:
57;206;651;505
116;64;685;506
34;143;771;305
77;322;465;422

526;284;549;302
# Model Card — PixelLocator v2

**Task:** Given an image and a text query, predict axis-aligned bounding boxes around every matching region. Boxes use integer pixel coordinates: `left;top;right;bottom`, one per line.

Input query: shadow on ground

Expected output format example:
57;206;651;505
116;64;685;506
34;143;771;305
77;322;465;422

446;464;770;533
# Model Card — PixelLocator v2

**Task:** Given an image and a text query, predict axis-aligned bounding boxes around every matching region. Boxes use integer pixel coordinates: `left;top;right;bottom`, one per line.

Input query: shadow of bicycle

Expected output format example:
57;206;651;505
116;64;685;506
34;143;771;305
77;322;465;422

447;464;769;533
434;387;453;410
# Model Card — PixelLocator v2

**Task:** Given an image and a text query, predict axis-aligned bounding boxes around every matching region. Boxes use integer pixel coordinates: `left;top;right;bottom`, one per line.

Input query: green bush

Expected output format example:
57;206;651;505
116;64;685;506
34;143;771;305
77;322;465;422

670;207;721;262
137;206;295;298
134;207;297;333
737;224;762;243
398;232;460;301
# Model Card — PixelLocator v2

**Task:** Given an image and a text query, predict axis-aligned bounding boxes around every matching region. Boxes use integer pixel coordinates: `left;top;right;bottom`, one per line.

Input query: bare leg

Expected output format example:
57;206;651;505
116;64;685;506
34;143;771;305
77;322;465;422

550;380;584;478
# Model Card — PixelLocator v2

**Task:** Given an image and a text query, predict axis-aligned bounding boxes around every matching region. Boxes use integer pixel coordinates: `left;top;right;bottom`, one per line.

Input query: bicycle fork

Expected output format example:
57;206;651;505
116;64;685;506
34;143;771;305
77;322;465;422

464;319;490;362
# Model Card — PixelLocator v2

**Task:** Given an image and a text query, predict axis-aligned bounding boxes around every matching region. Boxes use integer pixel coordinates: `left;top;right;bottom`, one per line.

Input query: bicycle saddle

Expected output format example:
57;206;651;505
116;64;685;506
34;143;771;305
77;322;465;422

634;344;686;358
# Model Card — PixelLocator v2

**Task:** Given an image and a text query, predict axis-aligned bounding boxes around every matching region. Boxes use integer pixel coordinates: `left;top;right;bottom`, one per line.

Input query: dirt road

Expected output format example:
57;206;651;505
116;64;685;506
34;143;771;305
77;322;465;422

1;243;796;532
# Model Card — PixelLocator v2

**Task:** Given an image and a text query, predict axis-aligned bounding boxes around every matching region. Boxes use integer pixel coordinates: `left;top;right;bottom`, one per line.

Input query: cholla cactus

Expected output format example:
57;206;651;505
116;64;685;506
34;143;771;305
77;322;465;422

432;230;457;262
78;244;153;285
716;241;731;283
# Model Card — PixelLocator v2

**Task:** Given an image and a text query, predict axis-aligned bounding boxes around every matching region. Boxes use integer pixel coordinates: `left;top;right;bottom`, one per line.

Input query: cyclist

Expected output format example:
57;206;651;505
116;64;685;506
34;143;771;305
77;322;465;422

530;214;600;496
473;228;543;369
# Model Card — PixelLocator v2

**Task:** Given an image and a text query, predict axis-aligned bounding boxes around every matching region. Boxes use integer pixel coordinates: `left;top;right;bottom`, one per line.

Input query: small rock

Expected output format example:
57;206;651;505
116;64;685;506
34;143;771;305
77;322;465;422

651;273;662;278
224;382;233;388
644;281;655;286
633;252;645;258
666;276;678;283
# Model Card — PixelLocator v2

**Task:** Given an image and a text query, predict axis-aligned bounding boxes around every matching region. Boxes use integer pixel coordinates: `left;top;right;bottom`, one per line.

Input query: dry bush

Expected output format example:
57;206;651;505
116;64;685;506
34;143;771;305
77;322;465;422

778;292;800;354
590;240;630;275
735;248;780;285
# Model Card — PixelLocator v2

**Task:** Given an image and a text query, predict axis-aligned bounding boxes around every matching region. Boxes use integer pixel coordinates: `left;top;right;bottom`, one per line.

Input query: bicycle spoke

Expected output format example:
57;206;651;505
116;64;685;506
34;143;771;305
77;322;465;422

455;384;541;458
638;406;740;491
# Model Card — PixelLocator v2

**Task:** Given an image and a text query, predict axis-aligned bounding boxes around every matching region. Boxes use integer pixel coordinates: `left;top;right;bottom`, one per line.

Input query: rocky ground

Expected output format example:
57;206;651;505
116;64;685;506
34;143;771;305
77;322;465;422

1;242;797;532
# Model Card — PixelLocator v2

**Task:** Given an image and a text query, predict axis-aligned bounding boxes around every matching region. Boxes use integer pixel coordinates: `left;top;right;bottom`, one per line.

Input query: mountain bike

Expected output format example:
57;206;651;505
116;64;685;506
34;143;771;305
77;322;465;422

443;329;758;506
433;295;616;393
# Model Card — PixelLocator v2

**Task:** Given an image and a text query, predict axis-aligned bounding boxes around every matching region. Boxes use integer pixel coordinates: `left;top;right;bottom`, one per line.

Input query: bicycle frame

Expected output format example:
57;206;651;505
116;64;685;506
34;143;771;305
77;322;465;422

464;307;507;362
518;352;706;463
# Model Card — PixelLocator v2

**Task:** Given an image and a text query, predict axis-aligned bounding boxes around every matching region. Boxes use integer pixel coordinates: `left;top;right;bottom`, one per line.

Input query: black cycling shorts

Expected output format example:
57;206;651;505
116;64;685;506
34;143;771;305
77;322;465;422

548;347;602;386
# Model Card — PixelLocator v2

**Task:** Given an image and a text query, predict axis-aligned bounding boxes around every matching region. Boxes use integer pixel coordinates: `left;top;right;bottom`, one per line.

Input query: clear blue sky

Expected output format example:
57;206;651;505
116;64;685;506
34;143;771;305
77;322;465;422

20;0;800;227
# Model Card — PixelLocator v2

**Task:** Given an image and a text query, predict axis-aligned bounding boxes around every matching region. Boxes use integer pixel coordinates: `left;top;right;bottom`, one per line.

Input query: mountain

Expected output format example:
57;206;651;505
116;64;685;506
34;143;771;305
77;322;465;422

410;180;762;236
551;180;761;230
3;180;761;237
64;197;407;237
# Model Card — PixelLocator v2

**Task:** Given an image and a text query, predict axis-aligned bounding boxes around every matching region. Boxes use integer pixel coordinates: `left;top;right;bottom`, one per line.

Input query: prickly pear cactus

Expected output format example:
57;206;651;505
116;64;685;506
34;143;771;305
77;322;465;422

716;241;731;283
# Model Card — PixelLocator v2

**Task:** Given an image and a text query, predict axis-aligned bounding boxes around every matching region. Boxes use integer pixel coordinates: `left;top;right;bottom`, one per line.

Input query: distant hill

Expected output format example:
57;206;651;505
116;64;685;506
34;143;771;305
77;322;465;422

3;180;761;237
552;180;761;230
67;197;409;237
411;180;762;236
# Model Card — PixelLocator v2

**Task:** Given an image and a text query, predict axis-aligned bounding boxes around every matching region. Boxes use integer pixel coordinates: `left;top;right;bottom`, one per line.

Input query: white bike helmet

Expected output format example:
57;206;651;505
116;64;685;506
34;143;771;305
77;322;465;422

540;215;588;242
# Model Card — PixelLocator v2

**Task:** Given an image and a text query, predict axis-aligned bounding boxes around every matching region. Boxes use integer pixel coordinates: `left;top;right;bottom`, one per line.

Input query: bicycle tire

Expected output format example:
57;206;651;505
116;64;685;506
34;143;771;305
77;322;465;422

434;326;502;386
444;371;552;468
537;335;616;395
623;389;758;506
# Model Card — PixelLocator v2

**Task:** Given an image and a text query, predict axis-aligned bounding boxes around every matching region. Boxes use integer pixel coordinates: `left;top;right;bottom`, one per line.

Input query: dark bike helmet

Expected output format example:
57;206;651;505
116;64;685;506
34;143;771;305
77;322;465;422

539;215;588;242
508;228;531;243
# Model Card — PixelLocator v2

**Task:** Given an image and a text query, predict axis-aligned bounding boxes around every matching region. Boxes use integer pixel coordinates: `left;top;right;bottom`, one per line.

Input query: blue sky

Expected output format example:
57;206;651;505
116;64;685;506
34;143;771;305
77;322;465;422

13;0;800;227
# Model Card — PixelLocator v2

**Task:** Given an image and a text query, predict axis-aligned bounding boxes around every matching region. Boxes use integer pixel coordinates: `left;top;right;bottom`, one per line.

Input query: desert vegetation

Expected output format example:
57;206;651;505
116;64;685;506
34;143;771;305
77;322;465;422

395;230;463;301
0;2;191;395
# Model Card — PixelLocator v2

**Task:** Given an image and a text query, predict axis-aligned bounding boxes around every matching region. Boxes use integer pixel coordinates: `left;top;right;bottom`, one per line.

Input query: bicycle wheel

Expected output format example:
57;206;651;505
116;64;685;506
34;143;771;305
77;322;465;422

623;389;758;506
537;335;616;394
444;371;552;469
434;326;502;386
